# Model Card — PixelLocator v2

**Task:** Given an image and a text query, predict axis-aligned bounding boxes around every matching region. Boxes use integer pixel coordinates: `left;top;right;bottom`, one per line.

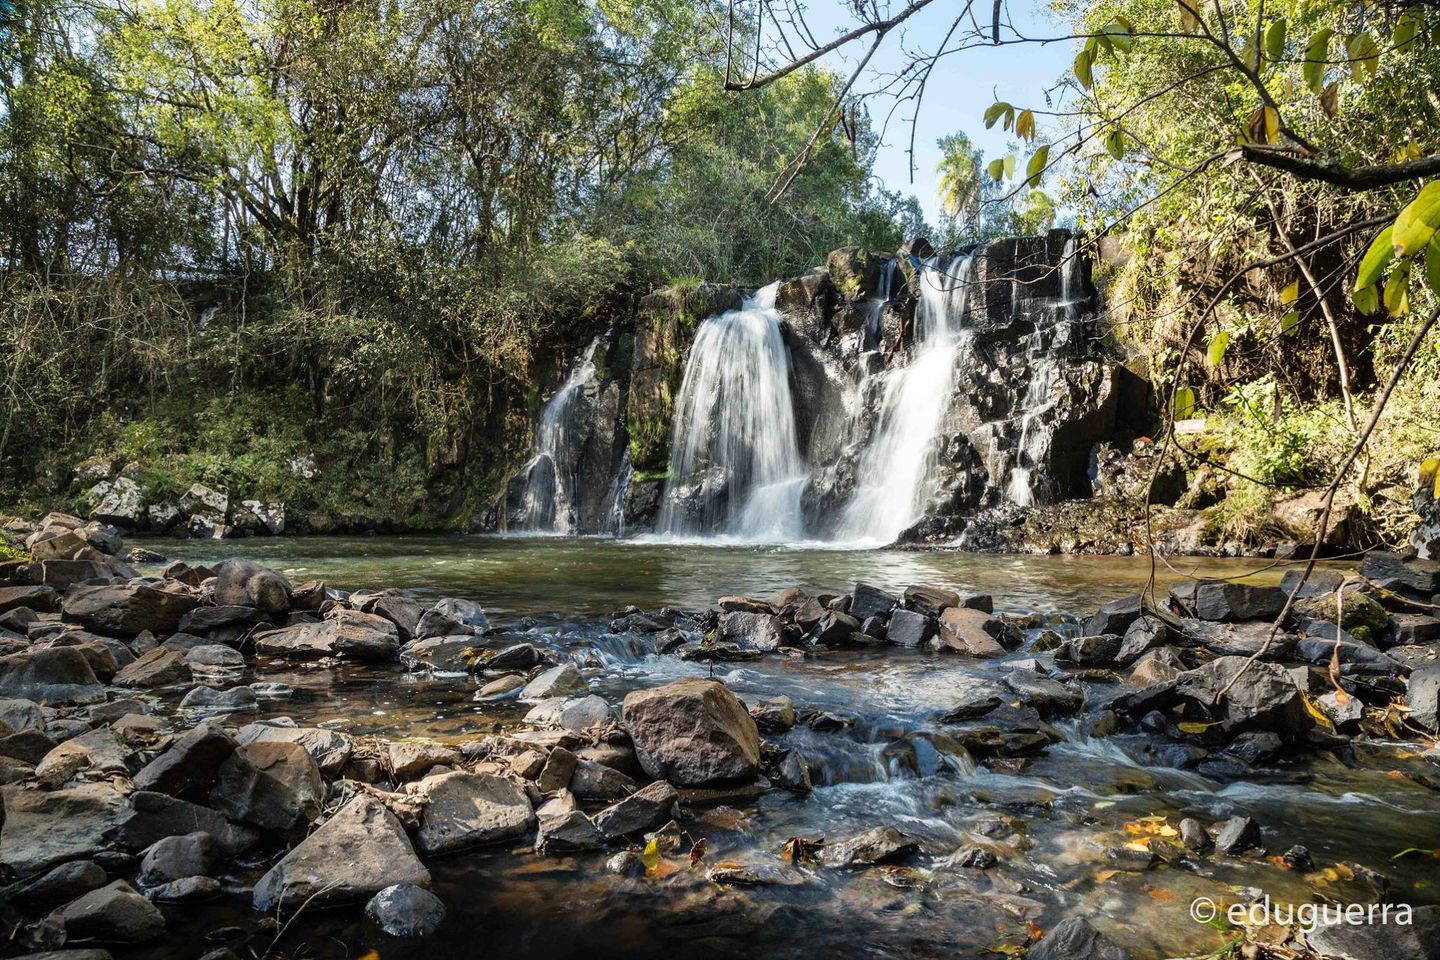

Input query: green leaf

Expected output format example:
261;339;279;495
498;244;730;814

1104;128;1125;160
1280;310;1300;335
987;158;1005;182
1353;225;1394;291
1384;259;1411;317
1002;153;1017;179
1303;28;1333;94
1346;32;1379;81
1263;106;1280;143
1074;48;1094;90
1102;22;1134;53
1426;235;1440;297
1025;144;1050;188
983;101;1012;129
1206;330;1230;368
1264;18;1286;61
1174;386;1197;420
1352;284;1379;315
1393;181;1440;257
1394;13;1419;52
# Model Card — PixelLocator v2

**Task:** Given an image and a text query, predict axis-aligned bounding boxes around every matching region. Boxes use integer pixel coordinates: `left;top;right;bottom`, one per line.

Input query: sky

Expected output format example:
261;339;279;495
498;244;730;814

789;0;1076;223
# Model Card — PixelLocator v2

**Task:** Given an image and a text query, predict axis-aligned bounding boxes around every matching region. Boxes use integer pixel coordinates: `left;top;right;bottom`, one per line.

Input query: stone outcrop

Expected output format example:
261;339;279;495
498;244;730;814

622;678;760;787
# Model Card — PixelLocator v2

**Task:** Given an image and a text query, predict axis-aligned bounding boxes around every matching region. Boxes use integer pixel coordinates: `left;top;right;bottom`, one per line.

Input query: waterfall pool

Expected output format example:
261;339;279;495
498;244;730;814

131;536;1435;960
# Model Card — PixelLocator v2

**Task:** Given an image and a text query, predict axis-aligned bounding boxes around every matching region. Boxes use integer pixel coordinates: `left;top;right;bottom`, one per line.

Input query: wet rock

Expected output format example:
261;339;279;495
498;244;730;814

0;646;106;703
939;679;1005;721
1085;595;1142;636
675;641;762;662
146;875;220;901
234;722;353;777
1056;634;1122;666
61;583;198;637
1224;731;1283;765
34;728;128;785
849;582;899;621
186;645;246;670
0;782;126;874
253;795;430;912
717;596;777;615
416;771;535;854
389;740;462;780
13;860;108;910
1117;616;1170;664
1282;844;1314;870
136;832;214;887
1408;665;1440;732
819;825;917;868
569;758;635;800
1179;818;1208;851
810;610;862;646
416;598;489;639
606;850;643;876
719;610;784;652
593;782;676;834
210;741;323;832
934;607;1008;657
0;585;60;615
1026;917;1130;960
902;585;959;617
1179;619;1295;658
750;695;796;732
948;846;997;869
1214;815;1262;854
1002;670;1084;716
622;678;760;787
361;592;424;642
488;642;546;671
1360;551;1440;595
55;880;165;943
211;558;292;615
328;608;400;661
478;674;526;698
1174;655;1311;735
886;609;936;648
366;883;446;938
521;663;588;700
1304;903;1440;960
535;810;605;853
114;648;191;688
110;791;258;857
1172;580;1285;622
180;685;258;713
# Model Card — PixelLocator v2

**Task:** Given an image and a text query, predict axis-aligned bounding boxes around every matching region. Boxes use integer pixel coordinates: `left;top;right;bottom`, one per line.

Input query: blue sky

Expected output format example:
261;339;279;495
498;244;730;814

797;0;1075;222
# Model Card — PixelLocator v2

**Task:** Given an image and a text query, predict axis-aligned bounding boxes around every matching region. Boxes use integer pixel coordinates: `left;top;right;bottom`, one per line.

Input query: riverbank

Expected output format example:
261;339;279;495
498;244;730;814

1;513;1438;959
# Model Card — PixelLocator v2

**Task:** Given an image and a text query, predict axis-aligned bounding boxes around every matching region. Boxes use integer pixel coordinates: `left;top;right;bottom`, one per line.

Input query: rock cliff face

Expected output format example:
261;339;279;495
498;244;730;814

494;231;1151;544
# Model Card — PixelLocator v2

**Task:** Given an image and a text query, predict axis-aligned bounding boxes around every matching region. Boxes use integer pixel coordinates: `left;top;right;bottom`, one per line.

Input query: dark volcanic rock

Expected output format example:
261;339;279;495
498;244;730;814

886;609;937;648
1172;580;1285;622
849;582;899;621
1174;655;1311;735
1214;815;1262;854
1027;917;1130;960
1085;595;1142;636
622;678;760;787
593;780;678;839
61;583;197;637
820;826;917;867
56;880;166;943
212;558;293;615
366;883;446;938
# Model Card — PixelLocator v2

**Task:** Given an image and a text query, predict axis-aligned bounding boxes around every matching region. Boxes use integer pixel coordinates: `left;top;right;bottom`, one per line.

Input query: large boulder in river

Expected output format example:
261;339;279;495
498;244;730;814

1174;655;1312;735
0;646;106;703
415;771;535;854
212;559;293;615
934;607;1010;657
253;795;430;912
1171;580;1285;622
0;782;126;874
718;610;784;651
622;678;760;787
56;879;166;943
62;583;198;637
210;741;323;833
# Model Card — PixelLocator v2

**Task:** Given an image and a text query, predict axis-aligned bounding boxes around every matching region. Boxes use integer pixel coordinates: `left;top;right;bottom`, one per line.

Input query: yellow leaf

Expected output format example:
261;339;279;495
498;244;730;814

1281;279;1299;305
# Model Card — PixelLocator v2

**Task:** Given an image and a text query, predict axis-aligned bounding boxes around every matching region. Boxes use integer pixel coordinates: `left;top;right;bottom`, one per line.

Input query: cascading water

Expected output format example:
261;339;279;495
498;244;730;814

834;255;974;544
657;283;807;539
513;337;601;533
600;451;632;538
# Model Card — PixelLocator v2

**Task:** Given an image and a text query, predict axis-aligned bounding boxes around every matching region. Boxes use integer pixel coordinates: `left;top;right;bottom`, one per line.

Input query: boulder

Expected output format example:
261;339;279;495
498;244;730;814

886;609;936;648
235;722;353;776
327;608;399;661
212;558;292;615
1172;580;1285;622
934;607;1008;657
388;740;462;780
13;859;108;909
1117;615;1170;664
1002;670;1084;716
535;810;605;853
210;741;323;832
569;758;635;800
0;585;59;615
179;684;258;713
113;648;191;688
850;582;899;621
593;780;678;839
34;728;129;785
538;746;578;792
521;663;588;700
415;598;489;639
1056;634;1122;666
1409;665;1440;732
109;790;258;856
363;593;424;642
415;771;535;854
1179;619;1295;658
902;585;959;617
810;610;862;646
0;782;126;874
366;883;446;938
55;880;165;943
1174;656;1311;735
179;605;269;635
622;678;760;787
1084;595;1142;636
89;478;144;529
1304;904;1440;960
253;795;430;912
61;583;198;637
0;646;106;704
186;644;246;670
1214;815;1262;854
718;610;784;652
1027;917;1130;960
179;484;228;527
819;826;917;867
1360;551;1440;595
136;832;214;887
253;622;334;659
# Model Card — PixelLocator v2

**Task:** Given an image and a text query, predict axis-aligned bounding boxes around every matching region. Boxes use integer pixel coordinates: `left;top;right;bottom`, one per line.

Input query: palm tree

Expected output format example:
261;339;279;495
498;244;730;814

935;133;982;242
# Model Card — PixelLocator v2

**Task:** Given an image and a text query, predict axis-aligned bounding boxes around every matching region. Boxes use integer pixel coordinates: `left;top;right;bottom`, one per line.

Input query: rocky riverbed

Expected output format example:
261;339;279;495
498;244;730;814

1;513;1439;959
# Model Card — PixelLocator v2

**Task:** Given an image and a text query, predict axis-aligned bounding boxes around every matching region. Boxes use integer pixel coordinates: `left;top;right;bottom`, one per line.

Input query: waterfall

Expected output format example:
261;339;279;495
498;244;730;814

834;255;974;544
657;283;807;539
514;337;601;533
864;258;898;349
600;450;632;537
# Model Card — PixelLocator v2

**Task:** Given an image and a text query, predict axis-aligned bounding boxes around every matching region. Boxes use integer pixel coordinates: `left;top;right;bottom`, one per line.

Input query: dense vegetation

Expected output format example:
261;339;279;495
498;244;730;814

0;0;913;522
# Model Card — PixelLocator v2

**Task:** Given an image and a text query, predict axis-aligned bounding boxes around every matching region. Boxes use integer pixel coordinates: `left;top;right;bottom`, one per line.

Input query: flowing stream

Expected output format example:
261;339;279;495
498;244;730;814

513;337;603;533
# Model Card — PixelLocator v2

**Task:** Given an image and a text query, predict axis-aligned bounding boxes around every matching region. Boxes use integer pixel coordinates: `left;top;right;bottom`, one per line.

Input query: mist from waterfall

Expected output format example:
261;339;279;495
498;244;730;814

657;283;807;540
514;337;601;533
833;255;974;544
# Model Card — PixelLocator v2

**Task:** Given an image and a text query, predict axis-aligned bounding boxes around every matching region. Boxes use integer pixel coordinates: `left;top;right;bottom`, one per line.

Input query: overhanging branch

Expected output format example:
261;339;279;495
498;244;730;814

1231;144;1440;190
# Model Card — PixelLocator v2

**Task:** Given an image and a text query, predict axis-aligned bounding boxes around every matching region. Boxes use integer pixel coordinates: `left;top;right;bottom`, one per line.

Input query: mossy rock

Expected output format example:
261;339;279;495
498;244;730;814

1294;589;1390;644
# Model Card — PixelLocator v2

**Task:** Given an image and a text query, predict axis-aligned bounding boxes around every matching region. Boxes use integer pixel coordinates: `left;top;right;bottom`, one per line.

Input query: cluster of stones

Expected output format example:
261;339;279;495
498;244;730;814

69;457;288;538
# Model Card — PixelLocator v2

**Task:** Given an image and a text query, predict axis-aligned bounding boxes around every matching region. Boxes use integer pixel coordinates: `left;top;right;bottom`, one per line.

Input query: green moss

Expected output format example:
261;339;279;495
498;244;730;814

0;542;27;562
